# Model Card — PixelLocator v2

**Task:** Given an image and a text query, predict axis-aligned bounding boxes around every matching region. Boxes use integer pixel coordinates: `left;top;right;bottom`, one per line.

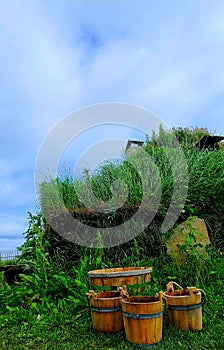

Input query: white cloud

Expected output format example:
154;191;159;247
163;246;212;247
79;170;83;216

0;213;27;251
0;239;24;253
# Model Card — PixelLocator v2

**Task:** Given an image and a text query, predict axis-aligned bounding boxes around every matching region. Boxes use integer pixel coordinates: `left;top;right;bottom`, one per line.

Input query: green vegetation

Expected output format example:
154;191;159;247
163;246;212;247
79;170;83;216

0;127;223;349
39;126;224;262
0;235;223;349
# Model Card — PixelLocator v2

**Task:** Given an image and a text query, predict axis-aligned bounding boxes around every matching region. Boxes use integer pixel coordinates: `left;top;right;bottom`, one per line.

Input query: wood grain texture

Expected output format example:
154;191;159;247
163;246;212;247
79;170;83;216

163;286;204;331
87;290;124;333
122;292;163;346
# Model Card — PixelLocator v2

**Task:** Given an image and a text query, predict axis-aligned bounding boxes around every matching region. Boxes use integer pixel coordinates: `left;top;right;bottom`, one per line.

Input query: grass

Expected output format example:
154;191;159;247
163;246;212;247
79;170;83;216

0;248;223;350
1;128;223;349
38;138;224;260
0;311;223;350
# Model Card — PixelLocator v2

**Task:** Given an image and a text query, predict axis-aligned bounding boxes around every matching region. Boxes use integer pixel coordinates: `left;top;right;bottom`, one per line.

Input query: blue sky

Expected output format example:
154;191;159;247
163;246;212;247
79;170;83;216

1;0;224;252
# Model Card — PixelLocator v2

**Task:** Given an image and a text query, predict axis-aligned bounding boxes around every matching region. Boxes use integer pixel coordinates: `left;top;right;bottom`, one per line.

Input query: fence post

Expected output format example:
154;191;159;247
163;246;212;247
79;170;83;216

0;249;21;262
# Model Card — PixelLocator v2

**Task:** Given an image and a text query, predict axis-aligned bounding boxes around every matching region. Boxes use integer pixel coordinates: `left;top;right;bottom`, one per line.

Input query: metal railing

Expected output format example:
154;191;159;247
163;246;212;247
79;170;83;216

0;249;21;262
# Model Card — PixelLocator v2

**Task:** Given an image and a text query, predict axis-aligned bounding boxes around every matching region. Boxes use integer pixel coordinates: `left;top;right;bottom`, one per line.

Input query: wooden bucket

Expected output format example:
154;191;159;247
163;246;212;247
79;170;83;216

88;267;152;291
121;292;163;347
86;289;125;333
163;281;206;331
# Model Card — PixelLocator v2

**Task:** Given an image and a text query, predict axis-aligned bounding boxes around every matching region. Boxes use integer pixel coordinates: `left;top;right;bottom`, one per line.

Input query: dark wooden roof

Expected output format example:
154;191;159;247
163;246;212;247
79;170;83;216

195;135;224;150
125;140;144;154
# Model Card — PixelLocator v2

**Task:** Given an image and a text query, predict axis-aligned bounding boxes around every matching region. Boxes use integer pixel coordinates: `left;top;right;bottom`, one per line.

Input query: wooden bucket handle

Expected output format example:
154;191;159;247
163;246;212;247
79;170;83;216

86;290;96;312
163;281;183;302
118;285;129;298
193;288;207;306
86;290;96;299
86;286;130;299
156;291;163;303
166;281;183;292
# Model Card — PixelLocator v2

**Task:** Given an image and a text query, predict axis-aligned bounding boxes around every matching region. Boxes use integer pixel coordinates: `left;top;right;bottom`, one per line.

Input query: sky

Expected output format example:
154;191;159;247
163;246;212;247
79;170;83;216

0;0;224;253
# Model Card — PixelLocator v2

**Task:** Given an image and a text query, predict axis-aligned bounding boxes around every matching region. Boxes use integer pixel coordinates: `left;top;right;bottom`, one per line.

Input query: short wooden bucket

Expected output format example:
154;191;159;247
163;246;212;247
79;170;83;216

88;267;152;290
163;281;206;331
122;292;163;347
87;290;124;333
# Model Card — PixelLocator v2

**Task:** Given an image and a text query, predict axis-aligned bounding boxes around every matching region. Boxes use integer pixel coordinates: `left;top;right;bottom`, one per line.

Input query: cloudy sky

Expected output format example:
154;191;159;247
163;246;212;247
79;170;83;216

1;0;224;253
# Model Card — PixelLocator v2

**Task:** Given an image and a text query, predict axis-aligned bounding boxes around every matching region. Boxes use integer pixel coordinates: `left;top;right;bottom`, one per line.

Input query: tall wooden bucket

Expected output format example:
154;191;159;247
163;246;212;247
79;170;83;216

88;267;152;291
86;290;124;333
163;281;206;331
121;292;163;347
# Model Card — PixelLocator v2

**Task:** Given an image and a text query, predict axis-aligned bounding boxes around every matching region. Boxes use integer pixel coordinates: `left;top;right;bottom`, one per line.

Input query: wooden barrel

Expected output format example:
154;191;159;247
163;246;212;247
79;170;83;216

163;281;206;331
121;292;163;347
88;267;152;290
86;290;124;333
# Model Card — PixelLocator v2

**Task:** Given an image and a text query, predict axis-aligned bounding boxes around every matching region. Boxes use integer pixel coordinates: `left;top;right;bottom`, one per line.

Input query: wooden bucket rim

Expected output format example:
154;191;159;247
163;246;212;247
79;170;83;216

93;297;122;301
122;296;160;305
88;267;152;278
94;291;122;300
163;290;201;298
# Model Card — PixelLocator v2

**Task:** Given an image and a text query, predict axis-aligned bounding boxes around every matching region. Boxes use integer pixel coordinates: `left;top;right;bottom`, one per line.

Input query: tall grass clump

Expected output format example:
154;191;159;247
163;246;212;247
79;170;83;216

182;146;224;248
35;126;224;267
